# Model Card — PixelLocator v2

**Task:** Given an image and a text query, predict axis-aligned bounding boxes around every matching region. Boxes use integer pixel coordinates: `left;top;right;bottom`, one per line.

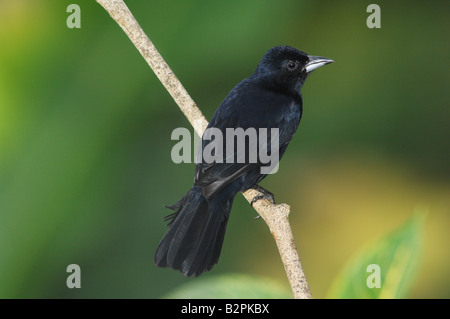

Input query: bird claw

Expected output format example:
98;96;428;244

250;185;275;208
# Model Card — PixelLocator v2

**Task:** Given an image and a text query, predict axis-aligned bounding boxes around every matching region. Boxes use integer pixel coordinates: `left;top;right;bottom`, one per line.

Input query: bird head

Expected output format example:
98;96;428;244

252;45;334;95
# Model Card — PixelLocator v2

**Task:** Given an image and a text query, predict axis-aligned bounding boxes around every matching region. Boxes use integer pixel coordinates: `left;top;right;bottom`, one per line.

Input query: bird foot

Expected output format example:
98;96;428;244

250;185;275;208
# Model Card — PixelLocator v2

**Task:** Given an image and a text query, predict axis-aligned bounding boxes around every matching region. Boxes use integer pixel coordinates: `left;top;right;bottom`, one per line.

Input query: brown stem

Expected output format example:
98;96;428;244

96;0;312;299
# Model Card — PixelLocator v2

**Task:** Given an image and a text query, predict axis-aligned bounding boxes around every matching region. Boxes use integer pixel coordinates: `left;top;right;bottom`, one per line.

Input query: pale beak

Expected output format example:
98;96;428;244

306;55;334;73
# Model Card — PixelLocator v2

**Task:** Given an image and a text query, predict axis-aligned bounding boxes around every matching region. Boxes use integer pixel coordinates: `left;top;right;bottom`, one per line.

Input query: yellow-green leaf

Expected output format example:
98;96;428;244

327;212;425;299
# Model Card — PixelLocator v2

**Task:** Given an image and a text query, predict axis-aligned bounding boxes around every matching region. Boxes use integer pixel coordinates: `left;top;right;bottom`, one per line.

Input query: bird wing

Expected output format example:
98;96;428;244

194;80;302;199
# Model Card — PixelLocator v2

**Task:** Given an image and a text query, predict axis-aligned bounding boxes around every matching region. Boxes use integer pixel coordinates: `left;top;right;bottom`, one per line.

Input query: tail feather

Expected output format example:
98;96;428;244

154;186;233;277
167;198;209;271
181;208;224;276
194;215;228;275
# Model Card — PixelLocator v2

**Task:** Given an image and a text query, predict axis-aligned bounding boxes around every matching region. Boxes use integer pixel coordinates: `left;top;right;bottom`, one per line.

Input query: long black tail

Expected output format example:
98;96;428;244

154;186;234;277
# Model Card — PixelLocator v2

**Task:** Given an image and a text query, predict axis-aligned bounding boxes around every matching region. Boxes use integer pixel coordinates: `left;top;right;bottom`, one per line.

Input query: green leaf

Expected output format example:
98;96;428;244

162;273;292;299
327;212;426;299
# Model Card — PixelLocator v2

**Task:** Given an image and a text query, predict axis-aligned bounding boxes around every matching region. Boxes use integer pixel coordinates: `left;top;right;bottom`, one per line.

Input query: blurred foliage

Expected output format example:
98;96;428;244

327;212;425;298
0;0;449;298
163;273;292;299
165;213;425;299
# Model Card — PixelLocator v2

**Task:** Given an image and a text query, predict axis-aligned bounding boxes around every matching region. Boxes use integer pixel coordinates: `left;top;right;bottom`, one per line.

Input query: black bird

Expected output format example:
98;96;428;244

154;45;333;276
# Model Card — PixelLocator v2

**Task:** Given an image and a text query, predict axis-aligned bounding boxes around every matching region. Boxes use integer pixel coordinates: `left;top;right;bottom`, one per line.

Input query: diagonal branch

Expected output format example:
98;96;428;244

96;0;312;299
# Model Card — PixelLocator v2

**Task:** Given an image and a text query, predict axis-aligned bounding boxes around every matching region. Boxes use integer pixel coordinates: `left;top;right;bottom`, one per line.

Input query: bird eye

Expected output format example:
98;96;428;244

286;60;298;71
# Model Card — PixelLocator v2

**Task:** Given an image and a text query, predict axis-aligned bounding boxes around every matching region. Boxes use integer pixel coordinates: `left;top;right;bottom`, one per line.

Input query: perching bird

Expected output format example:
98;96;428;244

154;45;333;276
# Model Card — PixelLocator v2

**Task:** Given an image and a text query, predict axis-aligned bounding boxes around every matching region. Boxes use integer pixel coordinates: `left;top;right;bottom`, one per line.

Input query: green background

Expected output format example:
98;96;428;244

0;0;449;298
